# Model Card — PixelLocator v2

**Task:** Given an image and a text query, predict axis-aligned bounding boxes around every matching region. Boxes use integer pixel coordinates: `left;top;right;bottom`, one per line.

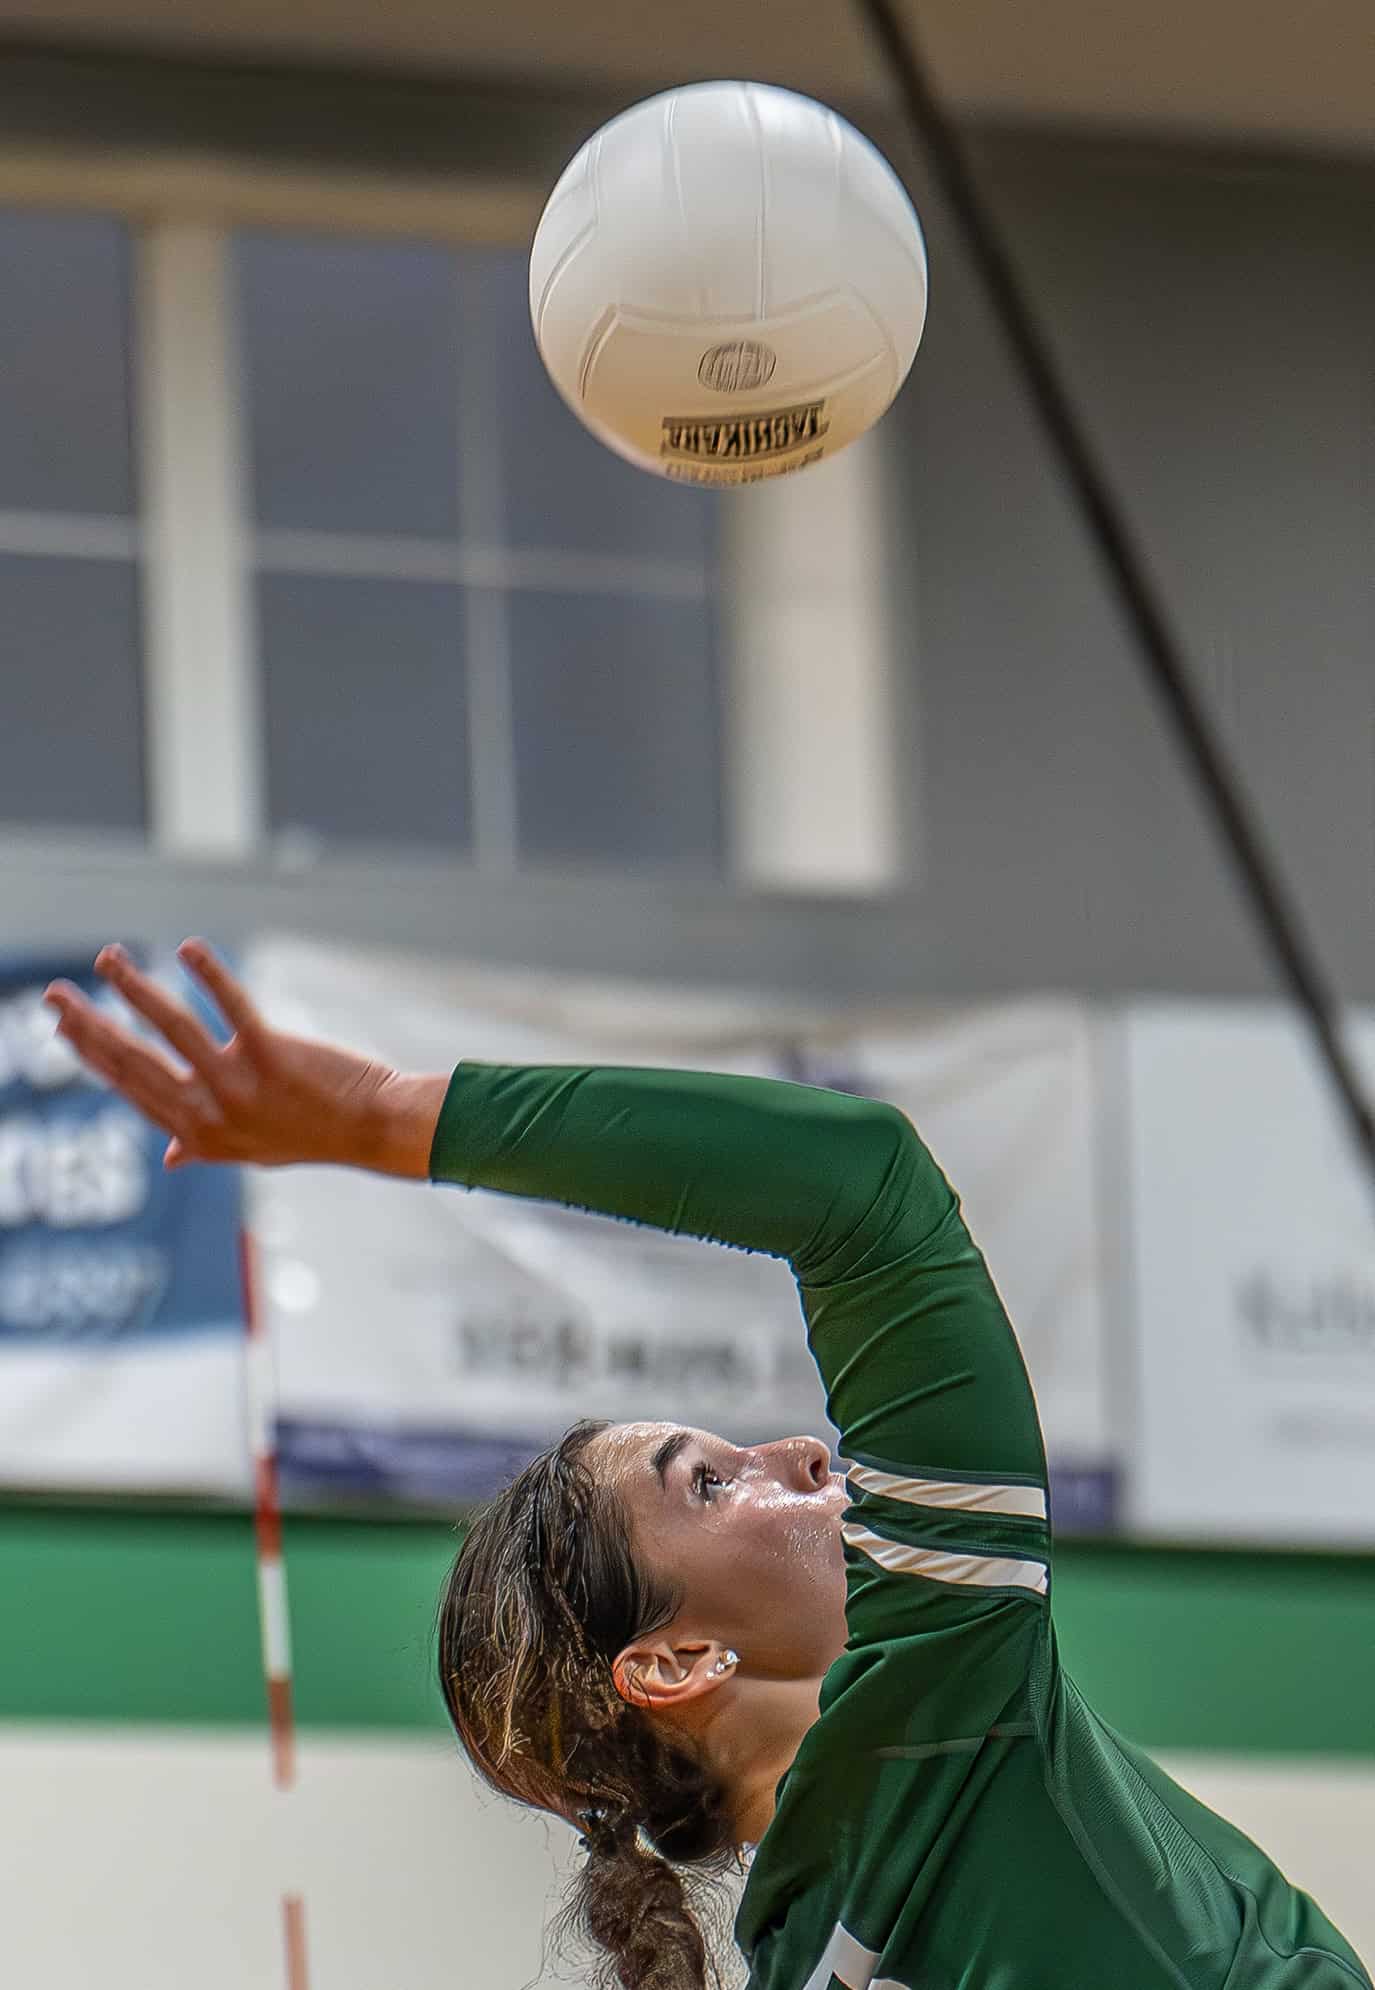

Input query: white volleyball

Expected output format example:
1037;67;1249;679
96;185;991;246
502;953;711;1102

529;81;928;488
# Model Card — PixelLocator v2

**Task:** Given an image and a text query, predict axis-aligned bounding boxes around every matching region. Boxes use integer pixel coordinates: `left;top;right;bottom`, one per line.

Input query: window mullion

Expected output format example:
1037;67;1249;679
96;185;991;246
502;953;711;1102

456;260;520;874
721;430;903;893
137;220;262;857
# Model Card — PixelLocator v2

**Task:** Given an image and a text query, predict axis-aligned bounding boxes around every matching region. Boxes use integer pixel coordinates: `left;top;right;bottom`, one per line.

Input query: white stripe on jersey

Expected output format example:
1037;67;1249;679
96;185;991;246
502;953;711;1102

845;1462;1047;1522
842;1521;1049;1596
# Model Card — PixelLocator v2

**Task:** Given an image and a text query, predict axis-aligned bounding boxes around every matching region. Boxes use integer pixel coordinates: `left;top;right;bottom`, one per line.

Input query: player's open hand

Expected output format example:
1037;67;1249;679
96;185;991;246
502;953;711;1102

43;940;440;1177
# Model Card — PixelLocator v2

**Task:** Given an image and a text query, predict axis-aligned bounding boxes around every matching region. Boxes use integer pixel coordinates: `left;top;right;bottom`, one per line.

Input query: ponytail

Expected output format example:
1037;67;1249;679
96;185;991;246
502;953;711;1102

438;1421;745;1989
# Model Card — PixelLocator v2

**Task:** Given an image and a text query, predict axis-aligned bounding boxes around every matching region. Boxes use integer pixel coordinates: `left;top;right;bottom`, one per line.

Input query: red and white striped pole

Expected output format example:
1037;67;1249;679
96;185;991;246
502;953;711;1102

240;1230;310;1990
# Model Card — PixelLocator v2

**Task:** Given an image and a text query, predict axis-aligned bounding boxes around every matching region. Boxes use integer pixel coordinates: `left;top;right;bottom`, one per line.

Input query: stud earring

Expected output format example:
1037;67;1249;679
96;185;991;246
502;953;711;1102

713;1649;740;1675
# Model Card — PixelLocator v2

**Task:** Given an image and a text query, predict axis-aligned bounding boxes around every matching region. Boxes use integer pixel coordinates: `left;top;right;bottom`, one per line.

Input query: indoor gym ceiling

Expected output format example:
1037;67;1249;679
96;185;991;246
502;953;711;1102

0;0;1371;156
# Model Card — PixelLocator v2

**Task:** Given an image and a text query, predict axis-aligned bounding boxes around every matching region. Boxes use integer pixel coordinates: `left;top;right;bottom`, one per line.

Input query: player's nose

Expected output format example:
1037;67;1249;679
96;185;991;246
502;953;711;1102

764;1434;833;1492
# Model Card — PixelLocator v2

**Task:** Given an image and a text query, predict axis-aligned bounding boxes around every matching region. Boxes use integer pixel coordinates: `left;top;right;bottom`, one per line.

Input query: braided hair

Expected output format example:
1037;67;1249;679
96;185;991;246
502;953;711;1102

438;1420;744;1990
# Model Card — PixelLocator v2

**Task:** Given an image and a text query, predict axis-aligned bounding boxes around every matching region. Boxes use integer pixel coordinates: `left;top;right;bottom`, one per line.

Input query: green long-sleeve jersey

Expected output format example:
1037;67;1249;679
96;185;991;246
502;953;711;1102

430;1062;1371;1990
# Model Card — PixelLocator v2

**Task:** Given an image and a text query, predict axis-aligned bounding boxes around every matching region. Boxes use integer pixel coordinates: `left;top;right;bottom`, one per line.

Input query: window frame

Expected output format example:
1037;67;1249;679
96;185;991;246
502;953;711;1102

0;141;900;897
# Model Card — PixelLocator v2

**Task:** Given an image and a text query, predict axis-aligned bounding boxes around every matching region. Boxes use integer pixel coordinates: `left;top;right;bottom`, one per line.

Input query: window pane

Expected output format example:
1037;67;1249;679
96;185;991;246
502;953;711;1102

0;209;135;516
259;573;470;850
508;591;721;873
237;233;461;537
0;555;145;830
477;251;716;566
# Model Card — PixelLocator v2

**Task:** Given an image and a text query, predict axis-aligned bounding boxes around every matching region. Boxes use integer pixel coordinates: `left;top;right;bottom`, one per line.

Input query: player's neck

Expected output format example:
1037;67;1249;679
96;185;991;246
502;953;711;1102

715;1672;827;1850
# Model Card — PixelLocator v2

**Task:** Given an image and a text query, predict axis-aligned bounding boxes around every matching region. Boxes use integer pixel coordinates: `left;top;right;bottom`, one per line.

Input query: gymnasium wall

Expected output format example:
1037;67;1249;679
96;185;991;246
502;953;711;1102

1;51;1372;1990
2;1731;1370;1990
881;132;1375;1002
1;74;1372;1008
2;1507;1372;1986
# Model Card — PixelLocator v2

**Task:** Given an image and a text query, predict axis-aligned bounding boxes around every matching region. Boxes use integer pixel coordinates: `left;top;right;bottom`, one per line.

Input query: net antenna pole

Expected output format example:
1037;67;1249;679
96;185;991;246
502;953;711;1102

241;1231;312;1990
851;0;1375;1190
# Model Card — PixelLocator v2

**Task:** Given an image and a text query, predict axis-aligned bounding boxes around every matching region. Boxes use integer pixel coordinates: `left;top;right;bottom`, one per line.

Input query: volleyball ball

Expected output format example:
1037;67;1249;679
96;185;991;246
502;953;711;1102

529;81;927;488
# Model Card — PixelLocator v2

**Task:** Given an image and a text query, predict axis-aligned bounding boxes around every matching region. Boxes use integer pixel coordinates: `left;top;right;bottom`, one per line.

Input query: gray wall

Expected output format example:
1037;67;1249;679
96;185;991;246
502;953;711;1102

2;48;1372;1005
885;133;1375;999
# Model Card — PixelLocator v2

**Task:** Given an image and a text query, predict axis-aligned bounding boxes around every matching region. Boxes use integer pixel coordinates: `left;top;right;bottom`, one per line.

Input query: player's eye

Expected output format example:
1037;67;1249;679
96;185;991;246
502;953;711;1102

691;1463;727;1502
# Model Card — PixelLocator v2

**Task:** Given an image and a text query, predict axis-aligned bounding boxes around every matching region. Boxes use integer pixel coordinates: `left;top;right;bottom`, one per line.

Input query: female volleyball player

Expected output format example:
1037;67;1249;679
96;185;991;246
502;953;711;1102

46;941;1370;1990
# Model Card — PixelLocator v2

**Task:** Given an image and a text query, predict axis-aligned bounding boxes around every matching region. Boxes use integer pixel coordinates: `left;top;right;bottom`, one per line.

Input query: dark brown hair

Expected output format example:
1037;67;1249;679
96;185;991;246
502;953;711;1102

438;1419;743;1990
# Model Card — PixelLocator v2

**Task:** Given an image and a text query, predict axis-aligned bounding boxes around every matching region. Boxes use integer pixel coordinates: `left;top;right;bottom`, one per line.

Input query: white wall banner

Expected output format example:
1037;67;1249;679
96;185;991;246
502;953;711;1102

1123;1003;1375;1545
247;938;1116;1524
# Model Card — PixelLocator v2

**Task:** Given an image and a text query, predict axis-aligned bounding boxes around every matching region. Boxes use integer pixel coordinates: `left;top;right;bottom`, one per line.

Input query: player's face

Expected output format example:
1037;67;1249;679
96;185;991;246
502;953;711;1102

587;1421;851;1678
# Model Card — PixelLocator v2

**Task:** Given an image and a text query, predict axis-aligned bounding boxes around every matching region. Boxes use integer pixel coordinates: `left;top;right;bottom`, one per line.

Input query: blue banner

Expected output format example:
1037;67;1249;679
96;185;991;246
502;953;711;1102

0;951;243;1346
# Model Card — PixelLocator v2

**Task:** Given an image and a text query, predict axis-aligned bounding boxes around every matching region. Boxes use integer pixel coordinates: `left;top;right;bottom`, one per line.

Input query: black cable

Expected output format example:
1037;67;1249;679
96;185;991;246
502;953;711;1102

853;0;1375;1186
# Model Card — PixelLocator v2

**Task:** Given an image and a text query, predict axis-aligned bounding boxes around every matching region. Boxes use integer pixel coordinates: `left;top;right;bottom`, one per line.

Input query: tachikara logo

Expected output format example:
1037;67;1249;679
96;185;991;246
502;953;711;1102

660;400;829;463
697;340;777;393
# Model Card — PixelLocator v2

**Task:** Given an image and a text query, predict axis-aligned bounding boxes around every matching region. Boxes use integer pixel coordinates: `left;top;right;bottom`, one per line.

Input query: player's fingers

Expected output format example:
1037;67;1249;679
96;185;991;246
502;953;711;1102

59;1027;188;1134
45;979;136;1063
94;944;222;1078
46;982;194;1126
175;939;265;1046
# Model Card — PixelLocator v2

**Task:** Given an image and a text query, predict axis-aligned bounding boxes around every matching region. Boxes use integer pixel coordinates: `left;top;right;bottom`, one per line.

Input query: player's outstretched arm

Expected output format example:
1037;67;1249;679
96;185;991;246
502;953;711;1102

44;940;446;1179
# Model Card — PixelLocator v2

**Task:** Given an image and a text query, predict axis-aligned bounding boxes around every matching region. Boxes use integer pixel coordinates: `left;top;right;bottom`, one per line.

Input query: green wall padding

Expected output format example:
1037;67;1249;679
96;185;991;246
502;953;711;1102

3;1504;1371;1754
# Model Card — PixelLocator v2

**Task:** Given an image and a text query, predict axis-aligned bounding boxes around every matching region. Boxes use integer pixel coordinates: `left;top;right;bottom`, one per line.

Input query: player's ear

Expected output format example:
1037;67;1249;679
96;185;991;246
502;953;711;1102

612;1640;738;1712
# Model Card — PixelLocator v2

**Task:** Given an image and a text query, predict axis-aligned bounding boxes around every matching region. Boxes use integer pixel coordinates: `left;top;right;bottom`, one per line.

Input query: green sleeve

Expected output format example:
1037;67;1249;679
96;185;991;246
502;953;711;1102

429;1062;1048;1494
435;1060;1052;1714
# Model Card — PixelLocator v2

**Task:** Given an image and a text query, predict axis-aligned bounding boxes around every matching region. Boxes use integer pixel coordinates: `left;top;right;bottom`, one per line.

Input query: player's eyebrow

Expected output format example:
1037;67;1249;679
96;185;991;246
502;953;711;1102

651;1429;692;1492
